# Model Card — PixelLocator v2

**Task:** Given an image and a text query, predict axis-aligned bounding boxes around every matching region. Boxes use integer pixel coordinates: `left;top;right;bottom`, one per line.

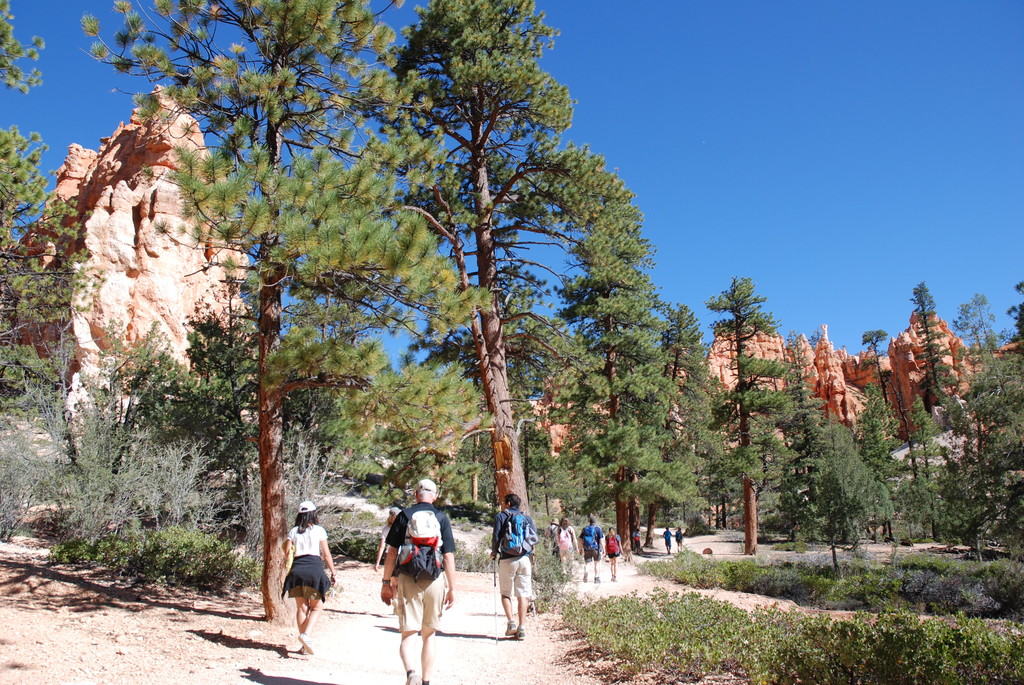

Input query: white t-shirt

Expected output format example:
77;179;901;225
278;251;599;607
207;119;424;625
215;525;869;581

379;523;392;542
288;524;328;558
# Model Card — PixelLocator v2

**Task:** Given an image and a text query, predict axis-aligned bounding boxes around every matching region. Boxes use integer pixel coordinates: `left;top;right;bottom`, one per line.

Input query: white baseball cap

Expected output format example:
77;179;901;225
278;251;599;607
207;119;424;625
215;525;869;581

415;479;437;494
298;500;316;513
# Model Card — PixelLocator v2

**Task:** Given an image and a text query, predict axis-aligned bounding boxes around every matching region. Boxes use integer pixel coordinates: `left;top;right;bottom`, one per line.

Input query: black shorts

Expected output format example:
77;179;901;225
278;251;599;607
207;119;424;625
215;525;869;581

583;548;600;562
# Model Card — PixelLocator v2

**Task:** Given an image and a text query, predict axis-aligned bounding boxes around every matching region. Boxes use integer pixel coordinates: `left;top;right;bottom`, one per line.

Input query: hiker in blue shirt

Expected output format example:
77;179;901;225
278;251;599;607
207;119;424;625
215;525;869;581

579;515;604;583
491;493;537;640
663;527;673;555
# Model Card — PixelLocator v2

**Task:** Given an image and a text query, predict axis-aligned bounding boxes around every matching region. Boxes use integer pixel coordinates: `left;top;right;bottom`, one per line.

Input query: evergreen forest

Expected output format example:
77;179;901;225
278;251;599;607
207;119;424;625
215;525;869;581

2;2;1023;682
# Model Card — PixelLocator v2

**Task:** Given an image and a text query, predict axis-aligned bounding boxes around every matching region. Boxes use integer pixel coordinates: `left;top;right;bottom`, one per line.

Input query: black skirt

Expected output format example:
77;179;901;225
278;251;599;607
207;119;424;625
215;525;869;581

281;554;331;600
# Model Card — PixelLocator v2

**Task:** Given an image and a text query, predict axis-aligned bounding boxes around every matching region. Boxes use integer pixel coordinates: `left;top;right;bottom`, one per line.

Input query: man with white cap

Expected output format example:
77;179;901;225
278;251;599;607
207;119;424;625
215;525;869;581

380;478;456;685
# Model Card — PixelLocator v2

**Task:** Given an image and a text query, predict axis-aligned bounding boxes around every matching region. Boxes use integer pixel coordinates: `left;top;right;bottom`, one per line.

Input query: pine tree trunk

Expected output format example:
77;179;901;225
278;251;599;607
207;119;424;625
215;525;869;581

743;474;758;555
258;268;288;624
645;502;658;547
471;147;527;510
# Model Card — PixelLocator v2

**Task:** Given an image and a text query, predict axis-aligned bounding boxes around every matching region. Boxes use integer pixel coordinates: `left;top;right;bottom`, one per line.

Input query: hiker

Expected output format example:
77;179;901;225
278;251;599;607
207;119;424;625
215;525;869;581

556;517;577;569
605;526;622;582
491;493;538;640
579;515;604;583
546;518;560;557
375;506;402;572
281;500;336;656
675;527;684;553
631;528;641;555
380;479;456;685
663;527;673;554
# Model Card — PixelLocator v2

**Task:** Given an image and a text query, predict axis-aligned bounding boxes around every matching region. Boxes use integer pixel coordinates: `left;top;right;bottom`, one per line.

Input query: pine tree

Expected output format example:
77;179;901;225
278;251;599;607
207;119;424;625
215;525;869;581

387;0;624;509
1006;281;1024;344
0;1;42;92
706;277;790;554
87;0;474;622
557;191;689;538
658;304;721;539
811;422;890;571
910;282;955;412
943;347;1024;556
1;8;82;415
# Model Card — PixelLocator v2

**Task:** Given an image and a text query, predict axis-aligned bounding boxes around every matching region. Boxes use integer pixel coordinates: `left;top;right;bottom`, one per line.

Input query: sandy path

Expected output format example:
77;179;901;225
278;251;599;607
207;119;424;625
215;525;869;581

0;540;670;685
2;530;829;685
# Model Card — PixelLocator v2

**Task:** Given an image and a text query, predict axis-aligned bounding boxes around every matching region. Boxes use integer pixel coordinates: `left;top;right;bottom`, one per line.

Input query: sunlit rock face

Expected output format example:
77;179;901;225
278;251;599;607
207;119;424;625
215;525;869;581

707;316;968;433
50;97;230;392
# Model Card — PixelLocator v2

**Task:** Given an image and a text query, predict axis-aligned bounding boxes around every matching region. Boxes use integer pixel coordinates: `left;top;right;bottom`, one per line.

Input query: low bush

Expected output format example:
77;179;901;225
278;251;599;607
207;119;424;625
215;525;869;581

774;540;809;553
50;527;259;591
564;590;1024;684
329;528;379;564
455;539;493;573
642;549;1024;619
530;550;575;612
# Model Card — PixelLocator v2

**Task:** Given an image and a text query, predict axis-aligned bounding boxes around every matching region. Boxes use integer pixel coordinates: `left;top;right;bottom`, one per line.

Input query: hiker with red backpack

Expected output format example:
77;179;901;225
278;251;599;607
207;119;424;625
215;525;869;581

579;515;604;583
490;493;538;640
380;479;457;685
605;526;622;582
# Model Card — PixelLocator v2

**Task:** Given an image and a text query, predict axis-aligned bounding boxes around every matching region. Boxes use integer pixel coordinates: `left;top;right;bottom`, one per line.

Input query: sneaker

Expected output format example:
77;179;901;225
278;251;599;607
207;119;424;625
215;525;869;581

582;573;588;583
405;671;422;685
515;626;526;640
595;576;601;584
298;633;314;655
505;620;518;636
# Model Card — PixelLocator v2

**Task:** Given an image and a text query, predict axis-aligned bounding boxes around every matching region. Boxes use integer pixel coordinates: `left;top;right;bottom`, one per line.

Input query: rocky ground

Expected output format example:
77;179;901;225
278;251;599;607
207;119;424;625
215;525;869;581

0;530;931;685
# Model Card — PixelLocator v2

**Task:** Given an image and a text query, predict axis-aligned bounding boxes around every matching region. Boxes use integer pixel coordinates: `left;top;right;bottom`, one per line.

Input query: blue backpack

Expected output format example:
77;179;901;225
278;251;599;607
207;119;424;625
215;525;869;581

499;512;538;556
581;524;601;550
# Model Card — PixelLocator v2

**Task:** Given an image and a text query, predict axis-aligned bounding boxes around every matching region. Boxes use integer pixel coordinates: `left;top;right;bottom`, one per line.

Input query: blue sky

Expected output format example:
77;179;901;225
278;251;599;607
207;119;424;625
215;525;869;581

5;1;1023;352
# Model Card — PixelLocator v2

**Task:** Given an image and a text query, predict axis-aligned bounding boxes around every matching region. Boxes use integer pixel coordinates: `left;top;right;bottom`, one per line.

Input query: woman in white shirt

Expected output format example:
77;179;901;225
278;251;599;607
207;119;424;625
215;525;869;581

281;501;336;655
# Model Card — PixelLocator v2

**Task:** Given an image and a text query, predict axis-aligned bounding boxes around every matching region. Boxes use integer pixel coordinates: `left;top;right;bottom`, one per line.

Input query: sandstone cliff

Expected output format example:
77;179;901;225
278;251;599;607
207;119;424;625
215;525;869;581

707;316;968;433
49;99;230;385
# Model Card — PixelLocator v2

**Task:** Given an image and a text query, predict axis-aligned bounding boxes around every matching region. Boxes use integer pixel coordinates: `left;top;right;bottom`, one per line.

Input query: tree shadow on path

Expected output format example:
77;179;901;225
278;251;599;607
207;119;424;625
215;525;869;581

189;629;290;657
238;667;336;685
0;557;259;621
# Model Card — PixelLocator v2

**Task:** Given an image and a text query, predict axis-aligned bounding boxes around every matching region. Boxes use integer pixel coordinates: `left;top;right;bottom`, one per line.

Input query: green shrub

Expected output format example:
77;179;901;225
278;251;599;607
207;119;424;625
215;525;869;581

774;540;809;553
0;433;44;541
330;528;379;564
50;527;259;591
983;560;1024;618
530;551;575;612
455;539;493;573
565;590;1024;684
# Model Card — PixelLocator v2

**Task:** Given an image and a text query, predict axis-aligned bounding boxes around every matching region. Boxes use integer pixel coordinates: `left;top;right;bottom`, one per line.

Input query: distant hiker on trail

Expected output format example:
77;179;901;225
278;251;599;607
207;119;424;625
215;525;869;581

281;500;336;656
632;528;641;555
547;518;560;557
380;479;456;685
580;515;604;583
605;526;622;582
663;527;673;555
675;527;684;553
556;517;576;569
375;506;402;572
491;493;538;640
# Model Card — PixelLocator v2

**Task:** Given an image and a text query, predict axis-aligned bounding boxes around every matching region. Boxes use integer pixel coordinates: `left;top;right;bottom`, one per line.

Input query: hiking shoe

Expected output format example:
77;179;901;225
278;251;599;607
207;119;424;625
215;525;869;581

515;626;526;640
298;633;314;655
582;573;588;582
505;620;518;636
405;671;422;685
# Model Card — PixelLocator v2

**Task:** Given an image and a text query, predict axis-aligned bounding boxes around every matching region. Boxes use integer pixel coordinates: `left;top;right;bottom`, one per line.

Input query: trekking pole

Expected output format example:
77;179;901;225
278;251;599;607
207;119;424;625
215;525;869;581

492;558;499;645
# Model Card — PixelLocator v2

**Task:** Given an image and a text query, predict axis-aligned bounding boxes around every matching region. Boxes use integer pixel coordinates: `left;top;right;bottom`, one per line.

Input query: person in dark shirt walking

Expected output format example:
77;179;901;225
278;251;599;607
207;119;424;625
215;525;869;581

491;493;537;640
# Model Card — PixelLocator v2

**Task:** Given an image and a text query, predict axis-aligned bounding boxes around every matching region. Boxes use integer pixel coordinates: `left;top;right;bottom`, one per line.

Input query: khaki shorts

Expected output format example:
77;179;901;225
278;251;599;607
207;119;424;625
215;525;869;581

498;555;533;599
287;586;322;601
395;574;447;632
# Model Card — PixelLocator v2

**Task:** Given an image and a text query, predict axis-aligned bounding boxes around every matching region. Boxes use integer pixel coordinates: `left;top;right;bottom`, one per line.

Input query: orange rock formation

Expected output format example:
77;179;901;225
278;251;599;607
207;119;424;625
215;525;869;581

48;97;230;389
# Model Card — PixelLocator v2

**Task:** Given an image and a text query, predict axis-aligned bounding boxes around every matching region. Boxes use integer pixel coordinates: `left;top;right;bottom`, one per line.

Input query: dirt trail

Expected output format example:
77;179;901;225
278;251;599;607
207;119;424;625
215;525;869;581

1;531;815;684
0;539;677;685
